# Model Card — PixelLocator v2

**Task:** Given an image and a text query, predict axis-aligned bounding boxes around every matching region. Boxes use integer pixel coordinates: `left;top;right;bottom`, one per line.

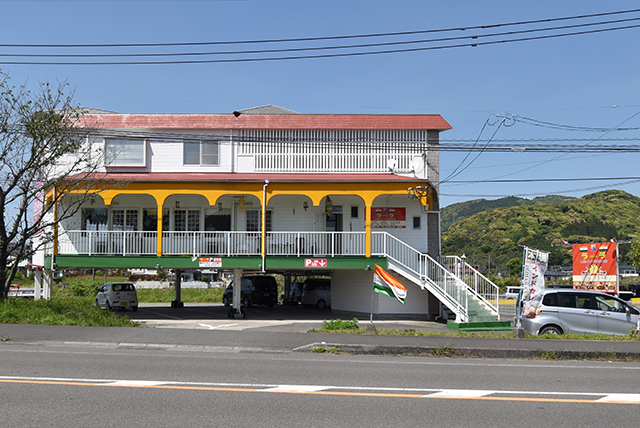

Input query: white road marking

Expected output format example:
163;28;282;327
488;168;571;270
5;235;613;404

259;385;331;393
428;389;494;398
1;375;639;403
198;323;239;330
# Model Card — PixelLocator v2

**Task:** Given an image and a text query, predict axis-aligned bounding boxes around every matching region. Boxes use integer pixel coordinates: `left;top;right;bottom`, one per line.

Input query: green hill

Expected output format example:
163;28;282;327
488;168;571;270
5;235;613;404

441;194;574;232
441;190;640;269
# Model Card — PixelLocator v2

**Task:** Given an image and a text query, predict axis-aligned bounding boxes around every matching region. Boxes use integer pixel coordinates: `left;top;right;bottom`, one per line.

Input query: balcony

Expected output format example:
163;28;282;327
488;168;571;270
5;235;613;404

58;230;390;257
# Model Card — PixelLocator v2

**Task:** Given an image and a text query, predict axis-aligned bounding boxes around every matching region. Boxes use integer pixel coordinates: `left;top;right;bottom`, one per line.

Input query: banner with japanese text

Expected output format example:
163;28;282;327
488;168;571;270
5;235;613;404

521;247;549;318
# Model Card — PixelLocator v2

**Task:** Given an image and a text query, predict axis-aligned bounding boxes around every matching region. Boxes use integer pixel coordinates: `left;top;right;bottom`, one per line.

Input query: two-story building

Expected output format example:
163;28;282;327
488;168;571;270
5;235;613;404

34;105;502;324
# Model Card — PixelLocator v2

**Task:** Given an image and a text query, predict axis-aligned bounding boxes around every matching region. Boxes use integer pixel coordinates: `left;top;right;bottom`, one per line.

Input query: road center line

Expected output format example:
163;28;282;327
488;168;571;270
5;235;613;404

1;376;639;404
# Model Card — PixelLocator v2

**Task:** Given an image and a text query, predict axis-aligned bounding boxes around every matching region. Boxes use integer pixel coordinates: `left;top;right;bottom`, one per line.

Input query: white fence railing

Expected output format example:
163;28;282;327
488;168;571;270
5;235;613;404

57;229;499;321
58;230;372;257
59;231;158;255
443;256;500;318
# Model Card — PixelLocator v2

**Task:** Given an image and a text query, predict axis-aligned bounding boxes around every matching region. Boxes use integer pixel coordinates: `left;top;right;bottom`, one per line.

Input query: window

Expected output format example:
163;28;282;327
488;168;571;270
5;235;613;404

113;209;138;231
595;295;626;312
413;216;421;229
174;209;200;231
184;140;219;166
143;209;169;232
204;208;231;231
105;139;145;167
351;206;358;218
81;208;108;231
247;209;272;232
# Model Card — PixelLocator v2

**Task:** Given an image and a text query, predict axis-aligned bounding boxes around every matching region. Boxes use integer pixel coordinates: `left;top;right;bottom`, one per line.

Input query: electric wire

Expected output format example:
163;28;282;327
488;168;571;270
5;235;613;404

3;8;638;49
3;16;639;59
2;14;640;64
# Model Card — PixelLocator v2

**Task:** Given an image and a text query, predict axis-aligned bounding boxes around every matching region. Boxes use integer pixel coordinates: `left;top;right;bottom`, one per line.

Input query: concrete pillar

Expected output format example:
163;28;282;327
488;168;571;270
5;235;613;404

283;273;292;304
230;268;245;318
43;270;52;300
172;269;184;308
34;270;42;300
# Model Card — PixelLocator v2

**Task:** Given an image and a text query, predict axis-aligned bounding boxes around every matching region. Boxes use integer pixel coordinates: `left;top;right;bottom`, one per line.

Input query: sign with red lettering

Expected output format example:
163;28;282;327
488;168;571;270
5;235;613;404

199;257;222;268
305;258;328;268
572;242;617;293
371;207;406;228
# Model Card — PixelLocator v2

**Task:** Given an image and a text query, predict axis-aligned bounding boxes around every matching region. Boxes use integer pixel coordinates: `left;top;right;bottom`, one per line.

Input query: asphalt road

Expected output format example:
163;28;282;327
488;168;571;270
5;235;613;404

1;338;639;427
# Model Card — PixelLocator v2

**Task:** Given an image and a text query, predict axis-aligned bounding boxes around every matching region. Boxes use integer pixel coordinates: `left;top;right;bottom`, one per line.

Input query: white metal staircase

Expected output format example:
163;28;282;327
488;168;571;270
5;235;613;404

373;233;500;323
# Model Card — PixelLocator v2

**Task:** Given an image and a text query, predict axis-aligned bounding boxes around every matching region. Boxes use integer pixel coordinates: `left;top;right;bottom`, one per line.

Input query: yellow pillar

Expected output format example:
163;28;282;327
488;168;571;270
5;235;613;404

156;207;164;257
365;203;372;258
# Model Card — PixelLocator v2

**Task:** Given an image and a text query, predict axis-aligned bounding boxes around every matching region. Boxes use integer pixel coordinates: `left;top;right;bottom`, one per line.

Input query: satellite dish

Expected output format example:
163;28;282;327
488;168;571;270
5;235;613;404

387;159;398;172
410;157;424;174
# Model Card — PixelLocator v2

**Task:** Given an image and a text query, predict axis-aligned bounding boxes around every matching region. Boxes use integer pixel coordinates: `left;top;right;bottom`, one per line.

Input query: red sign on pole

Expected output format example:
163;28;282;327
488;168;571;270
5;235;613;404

572;242;618;293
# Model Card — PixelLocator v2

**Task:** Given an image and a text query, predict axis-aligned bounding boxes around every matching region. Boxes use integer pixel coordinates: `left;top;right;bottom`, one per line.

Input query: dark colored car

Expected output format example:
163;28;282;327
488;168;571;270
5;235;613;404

222;275;278;308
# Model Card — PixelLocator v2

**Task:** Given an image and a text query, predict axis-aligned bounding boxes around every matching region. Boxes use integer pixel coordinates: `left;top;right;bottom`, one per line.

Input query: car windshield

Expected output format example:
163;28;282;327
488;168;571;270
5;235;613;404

112;284;134;292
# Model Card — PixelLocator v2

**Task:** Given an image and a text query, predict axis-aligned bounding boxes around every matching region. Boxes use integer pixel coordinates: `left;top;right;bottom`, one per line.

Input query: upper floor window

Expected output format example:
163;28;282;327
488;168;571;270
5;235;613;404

105;138;146;167
184;140;219;166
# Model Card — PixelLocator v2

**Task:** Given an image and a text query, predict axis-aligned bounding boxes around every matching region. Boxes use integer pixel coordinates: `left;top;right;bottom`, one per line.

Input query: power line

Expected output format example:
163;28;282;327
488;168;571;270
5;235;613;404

4;16;639;60
2;13;640;65
3;8;638;49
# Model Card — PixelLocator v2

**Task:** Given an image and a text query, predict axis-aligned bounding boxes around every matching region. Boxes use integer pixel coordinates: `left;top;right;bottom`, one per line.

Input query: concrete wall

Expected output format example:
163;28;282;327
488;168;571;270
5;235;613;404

331;269;432;320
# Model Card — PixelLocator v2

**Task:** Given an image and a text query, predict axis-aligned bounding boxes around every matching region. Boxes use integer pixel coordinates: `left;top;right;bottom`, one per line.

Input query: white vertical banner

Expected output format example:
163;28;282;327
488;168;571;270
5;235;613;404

521;247;549;319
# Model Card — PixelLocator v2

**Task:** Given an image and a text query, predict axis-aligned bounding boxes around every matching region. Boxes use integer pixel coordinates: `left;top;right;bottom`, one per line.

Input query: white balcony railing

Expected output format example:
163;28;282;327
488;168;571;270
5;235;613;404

58;230;376;257
59;231;158;255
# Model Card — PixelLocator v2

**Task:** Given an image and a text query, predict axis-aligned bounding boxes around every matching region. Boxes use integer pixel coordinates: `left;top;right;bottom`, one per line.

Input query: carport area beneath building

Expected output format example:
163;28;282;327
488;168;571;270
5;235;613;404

120;302;452;333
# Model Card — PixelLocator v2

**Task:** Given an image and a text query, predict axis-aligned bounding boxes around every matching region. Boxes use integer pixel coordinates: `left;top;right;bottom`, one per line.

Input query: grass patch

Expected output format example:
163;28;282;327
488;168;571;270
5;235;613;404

431;344;456;357
308;324;640;341
0;295;137;327
136;287;224;303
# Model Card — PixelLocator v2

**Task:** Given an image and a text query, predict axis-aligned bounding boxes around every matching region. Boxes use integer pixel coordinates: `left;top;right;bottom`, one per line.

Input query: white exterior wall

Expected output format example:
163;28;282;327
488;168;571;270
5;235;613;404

331;269;431;318
371;195;429;253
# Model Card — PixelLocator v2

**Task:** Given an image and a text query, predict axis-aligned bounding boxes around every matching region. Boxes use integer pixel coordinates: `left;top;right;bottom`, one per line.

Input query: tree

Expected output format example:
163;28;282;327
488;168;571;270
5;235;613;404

0;70;106;299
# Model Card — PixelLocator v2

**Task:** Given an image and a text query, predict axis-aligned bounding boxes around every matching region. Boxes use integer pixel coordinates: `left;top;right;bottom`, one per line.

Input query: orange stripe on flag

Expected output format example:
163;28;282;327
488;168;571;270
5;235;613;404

374;264;407;304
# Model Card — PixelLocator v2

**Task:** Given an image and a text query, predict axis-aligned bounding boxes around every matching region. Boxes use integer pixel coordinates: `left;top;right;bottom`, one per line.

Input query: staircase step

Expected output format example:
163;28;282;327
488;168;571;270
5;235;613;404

468;315;500;322
447;320;513;332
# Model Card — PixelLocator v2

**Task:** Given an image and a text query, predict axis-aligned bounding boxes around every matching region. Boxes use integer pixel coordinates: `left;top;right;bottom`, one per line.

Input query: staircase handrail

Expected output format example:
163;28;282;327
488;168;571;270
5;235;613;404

442;256;500;318
373;232;471;322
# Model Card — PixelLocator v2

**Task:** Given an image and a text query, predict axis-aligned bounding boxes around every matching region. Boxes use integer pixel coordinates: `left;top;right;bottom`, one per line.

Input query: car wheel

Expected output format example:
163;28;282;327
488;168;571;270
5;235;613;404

242;297;251;307
540;325;562;335
106;300;112;310
223;297;230;306
316;299;326;310
132;306;138;312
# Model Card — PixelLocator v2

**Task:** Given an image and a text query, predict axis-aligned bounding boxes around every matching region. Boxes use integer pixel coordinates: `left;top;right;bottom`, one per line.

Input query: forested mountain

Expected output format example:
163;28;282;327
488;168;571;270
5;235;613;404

441;190;640;269
441;195;574;232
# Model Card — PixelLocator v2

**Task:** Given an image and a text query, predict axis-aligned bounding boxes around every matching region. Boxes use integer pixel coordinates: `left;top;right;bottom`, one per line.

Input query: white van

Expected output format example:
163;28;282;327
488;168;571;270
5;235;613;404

504;286;522;300
301;278;331;309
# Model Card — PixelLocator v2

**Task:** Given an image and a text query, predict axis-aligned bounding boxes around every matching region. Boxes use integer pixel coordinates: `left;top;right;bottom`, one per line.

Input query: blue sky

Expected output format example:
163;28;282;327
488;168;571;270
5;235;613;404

2;0;640;208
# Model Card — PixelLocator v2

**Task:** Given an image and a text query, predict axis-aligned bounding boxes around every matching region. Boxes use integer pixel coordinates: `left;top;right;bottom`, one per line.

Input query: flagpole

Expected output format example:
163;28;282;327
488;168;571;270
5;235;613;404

370;282;374;324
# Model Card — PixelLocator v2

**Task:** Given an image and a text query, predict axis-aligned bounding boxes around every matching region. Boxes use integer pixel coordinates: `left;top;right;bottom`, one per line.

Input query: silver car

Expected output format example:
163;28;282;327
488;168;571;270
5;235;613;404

518;289;639;336
96;282;138;311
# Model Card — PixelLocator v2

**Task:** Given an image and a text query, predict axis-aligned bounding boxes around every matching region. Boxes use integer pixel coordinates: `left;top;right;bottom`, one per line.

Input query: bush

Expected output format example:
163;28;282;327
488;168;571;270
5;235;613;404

321;318;360;331
67;278;100;297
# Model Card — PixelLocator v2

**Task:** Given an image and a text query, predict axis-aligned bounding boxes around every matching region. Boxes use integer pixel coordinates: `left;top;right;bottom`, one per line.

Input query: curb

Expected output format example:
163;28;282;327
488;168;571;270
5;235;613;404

294;342;640;361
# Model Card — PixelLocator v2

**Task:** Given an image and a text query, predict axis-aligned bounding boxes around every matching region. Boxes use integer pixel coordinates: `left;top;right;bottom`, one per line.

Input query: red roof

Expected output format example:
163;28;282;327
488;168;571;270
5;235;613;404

74;172;430;183
79;113;451;131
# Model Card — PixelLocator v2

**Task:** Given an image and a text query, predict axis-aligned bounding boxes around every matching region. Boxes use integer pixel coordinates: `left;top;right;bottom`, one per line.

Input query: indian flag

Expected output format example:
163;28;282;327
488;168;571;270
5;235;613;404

373;264;407;304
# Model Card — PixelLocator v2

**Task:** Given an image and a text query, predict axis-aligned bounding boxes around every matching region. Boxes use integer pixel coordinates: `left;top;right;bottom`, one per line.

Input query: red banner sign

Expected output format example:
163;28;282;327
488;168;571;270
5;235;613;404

371;207;406;228
572;242;617;293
